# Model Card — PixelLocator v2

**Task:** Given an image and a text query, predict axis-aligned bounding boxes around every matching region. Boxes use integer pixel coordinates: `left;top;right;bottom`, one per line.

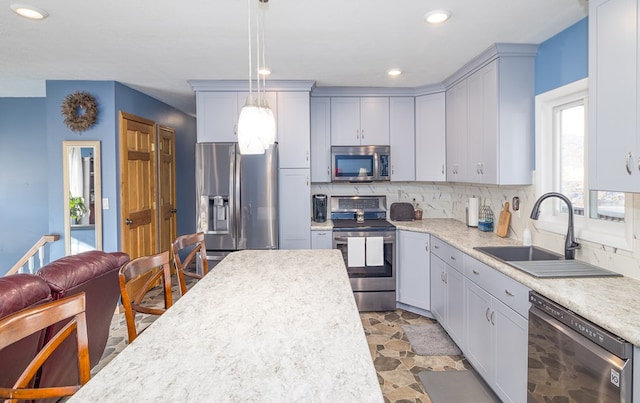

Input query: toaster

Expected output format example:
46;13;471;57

390;202;414;221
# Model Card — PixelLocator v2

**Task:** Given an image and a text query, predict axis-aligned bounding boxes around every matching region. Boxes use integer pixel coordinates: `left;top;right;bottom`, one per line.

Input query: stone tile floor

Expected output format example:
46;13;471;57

361;309;470;403
94;279;468;402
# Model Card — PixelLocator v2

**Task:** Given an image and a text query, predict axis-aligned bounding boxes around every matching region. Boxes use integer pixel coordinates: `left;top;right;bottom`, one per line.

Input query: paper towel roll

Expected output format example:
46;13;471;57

468;197;479;227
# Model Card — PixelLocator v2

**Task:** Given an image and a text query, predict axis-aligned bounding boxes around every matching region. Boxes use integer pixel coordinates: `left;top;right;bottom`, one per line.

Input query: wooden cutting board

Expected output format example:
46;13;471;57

496;202;511;237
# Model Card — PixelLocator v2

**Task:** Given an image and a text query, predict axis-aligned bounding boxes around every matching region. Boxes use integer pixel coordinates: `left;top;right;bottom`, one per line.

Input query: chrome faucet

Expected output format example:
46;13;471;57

530;192;580;259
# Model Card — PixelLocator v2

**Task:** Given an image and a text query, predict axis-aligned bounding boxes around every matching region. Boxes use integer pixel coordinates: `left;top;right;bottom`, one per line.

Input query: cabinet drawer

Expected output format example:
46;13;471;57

431;237;463;272
464;255;530;318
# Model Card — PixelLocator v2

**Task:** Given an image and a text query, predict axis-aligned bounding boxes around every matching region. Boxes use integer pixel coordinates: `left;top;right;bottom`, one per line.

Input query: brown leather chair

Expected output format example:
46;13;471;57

36;250;130;392
0;274;53;392
119;251;173;343
0;292;90;402
171;232;209;295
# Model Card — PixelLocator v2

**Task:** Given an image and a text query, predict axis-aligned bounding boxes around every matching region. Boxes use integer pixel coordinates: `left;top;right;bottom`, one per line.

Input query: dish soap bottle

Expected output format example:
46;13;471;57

523;225;532;246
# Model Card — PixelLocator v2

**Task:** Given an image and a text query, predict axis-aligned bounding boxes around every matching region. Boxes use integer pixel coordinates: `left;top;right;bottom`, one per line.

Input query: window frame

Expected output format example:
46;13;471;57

534;78;633;251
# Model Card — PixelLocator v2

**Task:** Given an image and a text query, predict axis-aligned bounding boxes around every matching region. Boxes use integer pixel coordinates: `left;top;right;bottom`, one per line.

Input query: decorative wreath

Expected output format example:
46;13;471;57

61;91;98;132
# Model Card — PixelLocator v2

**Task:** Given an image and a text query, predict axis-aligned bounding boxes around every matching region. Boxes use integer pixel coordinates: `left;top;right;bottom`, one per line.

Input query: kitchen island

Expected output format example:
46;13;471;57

70;249;382;402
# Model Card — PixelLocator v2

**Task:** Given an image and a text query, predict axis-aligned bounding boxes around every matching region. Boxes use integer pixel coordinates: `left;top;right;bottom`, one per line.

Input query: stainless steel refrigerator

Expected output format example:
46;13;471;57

196;143;278;266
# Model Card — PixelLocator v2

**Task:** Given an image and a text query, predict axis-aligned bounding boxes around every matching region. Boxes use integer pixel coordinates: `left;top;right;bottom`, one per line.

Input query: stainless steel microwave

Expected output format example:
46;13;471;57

331;146;390;182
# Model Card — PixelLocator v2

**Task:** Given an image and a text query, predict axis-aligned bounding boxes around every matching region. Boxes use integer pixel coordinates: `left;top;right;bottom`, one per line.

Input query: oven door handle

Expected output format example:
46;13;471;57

333;235;394;243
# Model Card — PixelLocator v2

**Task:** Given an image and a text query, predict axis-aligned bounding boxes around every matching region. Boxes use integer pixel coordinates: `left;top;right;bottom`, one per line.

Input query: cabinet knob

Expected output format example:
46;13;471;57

306;150;309;161
490;310;495;325
361;129;364;139
485;307;491;322
504;289;515;297
626;152;633;175
441;164;445;175
472;269;479;275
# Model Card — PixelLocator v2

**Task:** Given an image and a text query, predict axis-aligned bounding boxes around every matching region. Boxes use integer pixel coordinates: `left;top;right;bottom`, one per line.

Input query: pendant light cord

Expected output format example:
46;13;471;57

246;0;253;98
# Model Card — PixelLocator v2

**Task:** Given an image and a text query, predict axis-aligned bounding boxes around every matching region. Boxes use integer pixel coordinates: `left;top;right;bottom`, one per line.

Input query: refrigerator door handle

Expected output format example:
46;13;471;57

234;146;242;249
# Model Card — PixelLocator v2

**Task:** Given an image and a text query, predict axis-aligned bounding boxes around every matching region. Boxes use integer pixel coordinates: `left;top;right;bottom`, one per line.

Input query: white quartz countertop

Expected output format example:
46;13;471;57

311;219;333;230
391;219;640;346
70;249;383;402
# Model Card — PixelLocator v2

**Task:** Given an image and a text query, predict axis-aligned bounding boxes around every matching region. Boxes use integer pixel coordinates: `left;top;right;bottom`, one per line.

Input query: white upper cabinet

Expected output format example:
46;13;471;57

279;168;311;249
446;80;469;182
196;92;239;142
277;92;310;169
467;60;499;184
196;91;278;143
415;92;446;182
389;97;415;181
331;97;390;145
589;0;640;192
445;45;536;185
310;97;332;182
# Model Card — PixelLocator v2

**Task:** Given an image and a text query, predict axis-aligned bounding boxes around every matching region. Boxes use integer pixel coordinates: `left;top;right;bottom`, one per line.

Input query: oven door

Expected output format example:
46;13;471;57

527;305;632;403
332;231;395;292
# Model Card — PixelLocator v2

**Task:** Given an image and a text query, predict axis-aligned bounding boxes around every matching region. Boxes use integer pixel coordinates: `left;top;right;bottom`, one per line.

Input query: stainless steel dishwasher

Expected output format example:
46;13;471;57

527;292;633;402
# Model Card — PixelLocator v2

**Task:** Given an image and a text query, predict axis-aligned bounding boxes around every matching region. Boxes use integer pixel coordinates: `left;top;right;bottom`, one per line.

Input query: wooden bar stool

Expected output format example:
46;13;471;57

118;251;173;343
0;292;90;402
171;232;209;296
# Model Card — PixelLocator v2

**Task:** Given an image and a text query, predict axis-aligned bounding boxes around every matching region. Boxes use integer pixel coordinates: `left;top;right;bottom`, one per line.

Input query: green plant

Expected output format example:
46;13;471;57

69;195;88;221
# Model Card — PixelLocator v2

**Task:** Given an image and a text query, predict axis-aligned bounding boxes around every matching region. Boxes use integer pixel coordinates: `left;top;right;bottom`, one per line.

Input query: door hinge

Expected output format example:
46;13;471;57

151;143;155;152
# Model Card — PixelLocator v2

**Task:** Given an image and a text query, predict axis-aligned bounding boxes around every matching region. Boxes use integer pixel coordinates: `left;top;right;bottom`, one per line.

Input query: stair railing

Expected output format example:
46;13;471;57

5;235;60;276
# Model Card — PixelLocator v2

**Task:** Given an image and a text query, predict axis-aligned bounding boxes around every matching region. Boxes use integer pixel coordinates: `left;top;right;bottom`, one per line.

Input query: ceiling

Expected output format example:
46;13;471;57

0;0;588;116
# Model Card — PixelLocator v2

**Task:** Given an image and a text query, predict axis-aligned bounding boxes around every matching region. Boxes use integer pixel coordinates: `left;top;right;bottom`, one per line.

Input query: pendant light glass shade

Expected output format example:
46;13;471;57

237;0;275;155
238;96;275;154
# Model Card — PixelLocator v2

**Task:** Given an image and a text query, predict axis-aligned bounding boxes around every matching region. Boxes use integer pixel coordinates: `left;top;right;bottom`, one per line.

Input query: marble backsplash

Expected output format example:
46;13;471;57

311;181;640;280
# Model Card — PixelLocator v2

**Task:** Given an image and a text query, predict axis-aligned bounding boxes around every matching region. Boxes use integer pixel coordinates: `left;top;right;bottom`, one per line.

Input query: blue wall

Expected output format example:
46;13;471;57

45;81;117;259
0;81;195;274
44;81;197;259
0;98;49;273
535;18;588;94
114;83;197;239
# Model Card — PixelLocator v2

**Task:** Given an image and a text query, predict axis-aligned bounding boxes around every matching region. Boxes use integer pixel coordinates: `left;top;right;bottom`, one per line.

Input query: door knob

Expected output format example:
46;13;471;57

125;218;133;225
171;208;177;213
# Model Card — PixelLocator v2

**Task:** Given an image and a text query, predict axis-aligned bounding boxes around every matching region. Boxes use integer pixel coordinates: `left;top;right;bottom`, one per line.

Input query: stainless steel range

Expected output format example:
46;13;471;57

331;196;396;312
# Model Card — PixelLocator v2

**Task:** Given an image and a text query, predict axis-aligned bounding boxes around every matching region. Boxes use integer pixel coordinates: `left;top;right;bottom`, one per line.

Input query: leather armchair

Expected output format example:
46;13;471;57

36;250;129;393
0;274;53;390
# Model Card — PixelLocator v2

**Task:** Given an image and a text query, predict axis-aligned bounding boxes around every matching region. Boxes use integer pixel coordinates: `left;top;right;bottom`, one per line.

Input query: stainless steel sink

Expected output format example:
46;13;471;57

474;245;563;262
474;245;622;278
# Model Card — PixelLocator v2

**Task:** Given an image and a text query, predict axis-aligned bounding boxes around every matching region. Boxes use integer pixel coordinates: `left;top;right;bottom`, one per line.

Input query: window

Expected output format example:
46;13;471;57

535;78;632;250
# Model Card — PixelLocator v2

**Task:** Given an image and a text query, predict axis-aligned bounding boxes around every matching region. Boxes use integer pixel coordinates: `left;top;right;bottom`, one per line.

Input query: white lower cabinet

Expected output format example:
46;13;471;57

430;237;466;350
397;231;430;310
311;230;332;249
465;280;528;403
428;235;529;403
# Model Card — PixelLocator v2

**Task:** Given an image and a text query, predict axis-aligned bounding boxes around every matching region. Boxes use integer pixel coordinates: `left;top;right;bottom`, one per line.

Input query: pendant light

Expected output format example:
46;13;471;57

238;0;275;155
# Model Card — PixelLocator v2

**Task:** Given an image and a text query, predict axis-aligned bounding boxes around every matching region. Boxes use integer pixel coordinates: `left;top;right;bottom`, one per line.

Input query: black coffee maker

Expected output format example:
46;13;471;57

312;194;327;222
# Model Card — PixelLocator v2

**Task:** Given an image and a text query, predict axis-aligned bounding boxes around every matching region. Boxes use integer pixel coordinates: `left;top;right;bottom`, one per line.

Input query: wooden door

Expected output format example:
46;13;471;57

158;125;177;255
119;112;157;259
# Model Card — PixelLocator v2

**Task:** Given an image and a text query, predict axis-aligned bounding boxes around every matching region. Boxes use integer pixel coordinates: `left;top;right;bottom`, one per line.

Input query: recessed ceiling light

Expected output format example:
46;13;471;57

424;9;451;24
10;4;48;20
257;68;271;76
387;69;402;77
